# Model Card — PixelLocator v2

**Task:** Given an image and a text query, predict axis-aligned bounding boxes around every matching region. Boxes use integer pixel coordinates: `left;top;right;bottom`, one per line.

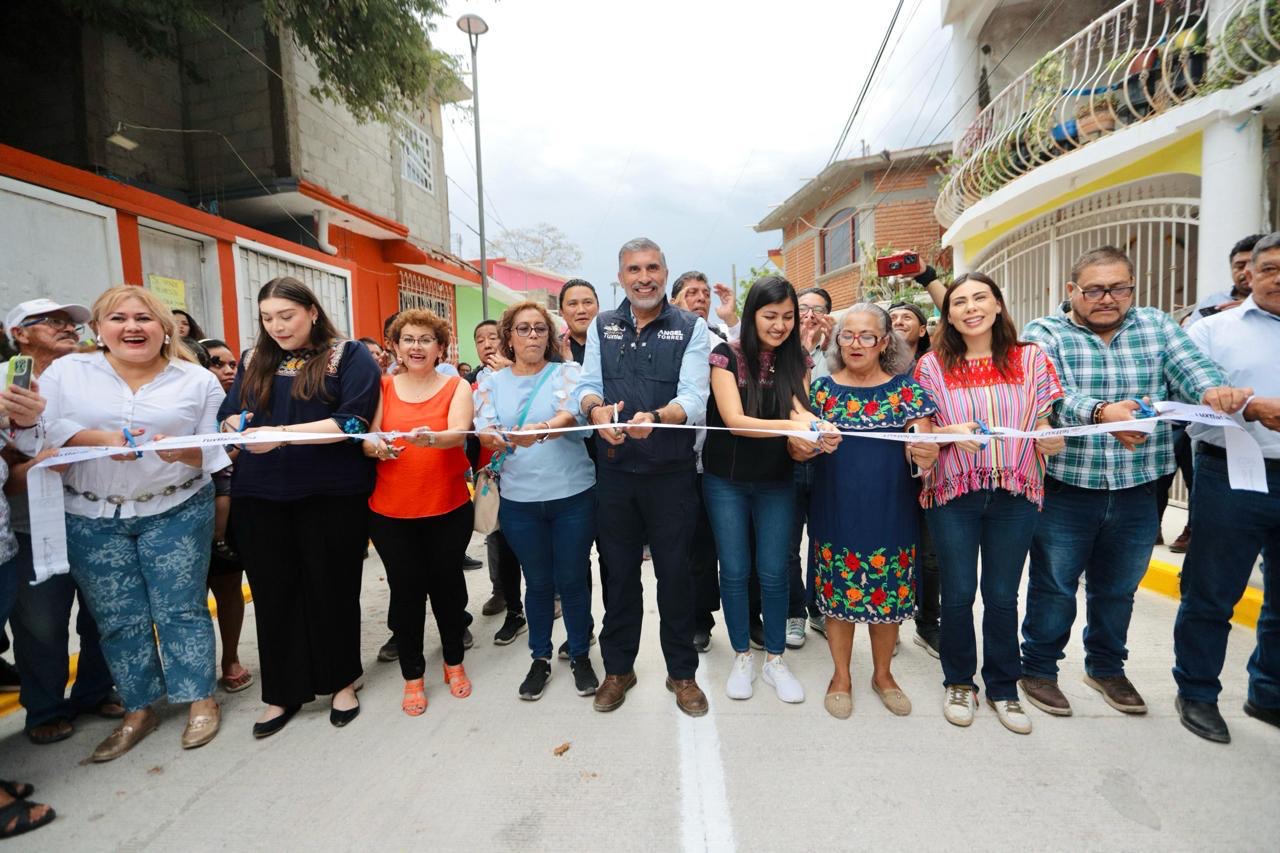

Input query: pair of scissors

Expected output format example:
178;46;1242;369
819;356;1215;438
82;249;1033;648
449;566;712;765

973;418;992;449
120;427;143;459
1131;397;1158;419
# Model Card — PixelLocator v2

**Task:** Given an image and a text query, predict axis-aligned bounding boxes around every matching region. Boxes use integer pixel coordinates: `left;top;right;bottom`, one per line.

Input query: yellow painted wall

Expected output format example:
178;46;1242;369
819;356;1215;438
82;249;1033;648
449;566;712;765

963;133;1203;259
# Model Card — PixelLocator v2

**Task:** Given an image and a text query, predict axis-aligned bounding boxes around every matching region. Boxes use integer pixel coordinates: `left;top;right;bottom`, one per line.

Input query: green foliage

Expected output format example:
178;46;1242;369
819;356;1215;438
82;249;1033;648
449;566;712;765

51;0;463;123
734;265;777;307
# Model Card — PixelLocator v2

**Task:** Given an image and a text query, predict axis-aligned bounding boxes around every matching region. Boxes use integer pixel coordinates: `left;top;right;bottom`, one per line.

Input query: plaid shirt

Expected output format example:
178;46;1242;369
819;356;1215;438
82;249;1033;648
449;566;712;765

1021;305;1225;490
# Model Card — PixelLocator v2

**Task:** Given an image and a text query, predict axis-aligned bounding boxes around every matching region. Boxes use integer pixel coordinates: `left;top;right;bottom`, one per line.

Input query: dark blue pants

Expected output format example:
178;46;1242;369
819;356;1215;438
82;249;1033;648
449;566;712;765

595;467;699;679
499;488;596;661
927;489;1039;701
1173;452;1280;709
787;460;819;619
1021;477;1158;680
5;533;114;731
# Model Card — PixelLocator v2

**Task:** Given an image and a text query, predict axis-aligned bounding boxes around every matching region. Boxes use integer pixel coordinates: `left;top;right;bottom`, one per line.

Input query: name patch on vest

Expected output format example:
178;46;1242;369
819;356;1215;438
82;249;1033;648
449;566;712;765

603;322;625;340
656;329;685;342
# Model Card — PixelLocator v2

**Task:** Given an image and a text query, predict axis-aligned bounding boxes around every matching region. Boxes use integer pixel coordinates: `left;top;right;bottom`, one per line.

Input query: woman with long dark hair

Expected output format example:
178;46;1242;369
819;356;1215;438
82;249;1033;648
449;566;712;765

702;275;839;704
172;310;205;342
913;272;1064;735
218;277;381;737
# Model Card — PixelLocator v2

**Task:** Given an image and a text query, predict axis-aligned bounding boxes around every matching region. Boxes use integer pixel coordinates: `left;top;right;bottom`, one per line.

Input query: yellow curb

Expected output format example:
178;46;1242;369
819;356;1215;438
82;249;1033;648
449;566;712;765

1141;559;1262;630
0;582;253;719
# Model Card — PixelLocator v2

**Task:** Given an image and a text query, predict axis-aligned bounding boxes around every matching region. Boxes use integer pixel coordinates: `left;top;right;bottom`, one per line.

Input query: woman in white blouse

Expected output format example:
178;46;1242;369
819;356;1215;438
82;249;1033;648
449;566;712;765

32;286;228;761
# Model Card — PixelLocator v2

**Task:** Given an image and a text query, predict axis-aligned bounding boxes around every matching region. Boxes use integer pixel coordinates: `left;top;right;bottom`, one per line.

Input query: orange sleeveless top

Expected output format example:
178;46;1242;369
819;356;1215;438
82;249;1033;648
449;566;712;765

369;374;471;519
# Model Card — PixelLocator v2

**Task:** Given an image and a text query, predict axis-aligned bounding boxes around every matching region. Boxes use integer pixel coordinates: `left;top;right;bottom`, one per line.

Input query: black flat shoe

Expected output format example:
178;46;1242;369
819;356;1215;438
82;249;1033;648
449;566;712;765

252;704;300;739
330;700;360;728
1244;699;1280;730
1176;695;1230;744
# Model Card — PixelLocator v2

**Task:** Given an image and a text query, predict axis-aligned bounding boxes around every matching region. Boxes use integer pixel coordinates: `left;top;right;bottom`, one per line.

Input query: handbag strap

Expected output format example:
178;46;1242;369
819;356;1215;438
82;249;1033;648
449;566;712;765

487;365;557;476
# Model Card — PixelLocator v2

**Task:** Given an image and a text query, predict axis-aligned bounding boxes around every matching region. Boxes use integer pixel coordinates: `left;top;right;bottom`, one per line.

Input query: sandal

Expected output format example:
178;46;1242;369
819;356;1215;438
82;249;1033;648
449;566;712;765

0;781;33;799
26;719;73;746
401;679;427;716
0;798;55;839
442;663;472;699
218;667;254;693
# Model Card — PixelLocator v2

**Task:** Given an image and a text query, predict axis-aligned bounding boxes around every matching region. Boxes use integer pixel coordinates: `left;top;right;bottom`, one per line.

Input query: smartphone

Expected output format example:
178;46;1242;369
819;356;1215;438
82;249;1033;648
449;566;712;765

6;355;33;390
906;423;921;478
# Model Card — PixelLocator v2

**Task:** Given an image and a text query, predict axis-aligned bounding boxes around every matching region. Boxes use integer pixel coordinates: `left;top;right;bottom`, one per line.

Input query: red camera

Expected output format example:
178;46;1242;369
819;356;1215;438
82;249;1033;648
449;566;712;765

876;251;923;278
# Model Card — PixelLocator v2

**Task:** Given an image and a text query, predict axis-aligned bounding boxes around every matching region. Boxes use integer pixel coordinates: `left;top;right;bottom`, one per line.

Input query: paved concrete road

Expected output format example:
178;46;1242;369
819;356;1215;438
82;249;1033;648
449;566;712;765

3;534;1276;851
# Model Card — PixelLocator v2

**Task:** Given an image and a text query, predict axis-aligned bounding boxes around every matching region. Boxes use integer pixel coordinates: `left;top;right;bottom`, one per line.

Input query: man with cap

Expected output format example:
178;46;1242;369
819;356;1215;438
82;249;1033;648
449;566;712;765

1;299;122;744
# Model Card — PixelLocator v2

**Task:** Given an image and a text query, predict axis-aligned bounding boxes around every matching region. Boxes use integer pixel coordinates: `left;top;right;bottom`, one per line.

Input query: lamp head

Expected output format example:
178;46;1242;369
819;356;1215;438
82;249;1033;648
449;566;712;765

457;14;489;35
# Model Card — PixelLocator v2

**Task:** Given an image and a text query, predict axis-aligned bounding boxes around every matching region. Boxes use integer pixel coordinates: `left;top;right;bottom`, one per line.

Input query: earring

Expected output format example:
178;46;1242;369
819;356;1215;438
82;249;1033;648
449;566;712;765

312;317;317;325
164;334;171;345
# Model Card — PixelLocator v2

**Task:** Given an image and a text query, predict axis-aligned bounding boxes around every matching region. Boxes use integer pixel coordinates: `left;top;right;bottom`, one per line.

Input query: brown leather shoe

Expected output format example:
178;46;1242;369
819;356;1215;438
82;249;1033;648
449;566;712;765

181;704;221;750
593;672;637;712
1084;674;1147;714
1169;526;1191;553
91;709;159;762
665;677;708;717
1019;676;1072;716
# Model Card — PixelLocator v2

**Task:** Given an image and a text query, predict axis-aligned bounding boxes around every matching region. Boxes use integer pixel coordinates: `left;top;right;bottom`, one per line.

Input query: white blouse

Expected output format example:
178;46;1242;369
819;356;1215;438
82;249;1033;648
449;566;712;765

30;352;230;519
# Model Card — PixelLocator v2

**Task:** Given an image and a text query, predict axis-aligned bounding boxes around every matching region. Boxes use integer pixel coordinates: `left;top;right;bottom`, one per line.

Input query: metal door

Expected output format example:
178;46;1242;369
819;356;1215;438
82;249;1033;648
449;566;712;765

236;244;351;350
139;226;211;335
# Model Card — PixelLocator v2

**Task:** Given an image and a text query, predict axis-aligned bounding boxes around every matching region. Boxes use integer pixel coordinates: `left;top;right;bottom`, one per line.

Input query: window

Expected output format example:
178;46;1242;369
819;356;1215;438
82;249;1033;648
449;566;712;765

820;208;857;274
399;115;435;194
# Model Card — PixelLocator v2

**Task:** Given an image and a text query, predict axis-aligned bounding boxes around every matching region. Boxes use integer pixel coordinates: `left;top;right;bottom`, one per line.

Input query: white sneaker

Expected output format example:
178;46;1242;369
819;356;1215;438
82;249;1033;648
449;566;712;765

785;617;806;649
943;684;977;727
762;655;805;704
987;698;1033;735
725;652;755;700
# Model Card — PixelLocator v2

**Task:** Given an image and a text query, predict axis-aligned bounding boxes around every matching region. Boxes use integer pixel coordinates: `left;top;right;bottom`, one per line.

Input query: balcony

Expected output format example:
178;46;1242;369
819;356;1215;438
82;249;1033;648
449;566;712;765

936;0;1280;226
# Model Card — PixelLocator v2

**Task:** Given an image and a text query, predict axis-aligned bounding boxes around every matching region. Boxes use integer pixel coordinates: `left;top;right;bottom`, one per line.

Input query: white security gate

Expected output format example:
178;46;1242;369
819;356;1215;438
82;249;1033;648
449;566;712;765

139;226;219;337
235;240;352;350
973;176;1201;329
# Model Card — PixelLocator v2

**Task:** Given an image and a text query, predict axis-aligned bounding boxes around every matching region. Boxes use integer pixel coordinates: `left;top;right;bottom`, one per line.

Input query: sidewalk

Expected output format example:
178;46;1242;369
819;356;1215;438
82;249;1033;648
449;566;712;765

1;533;1275;851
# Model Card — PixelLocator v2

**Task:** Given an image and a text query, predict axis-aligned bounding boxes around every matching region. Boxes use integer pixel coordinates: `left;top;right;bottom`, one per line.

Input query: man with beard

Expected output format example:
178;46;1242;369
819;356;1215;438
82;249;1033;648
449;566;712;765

577;238;711;716
0;299;122;744
1017;246;1250;719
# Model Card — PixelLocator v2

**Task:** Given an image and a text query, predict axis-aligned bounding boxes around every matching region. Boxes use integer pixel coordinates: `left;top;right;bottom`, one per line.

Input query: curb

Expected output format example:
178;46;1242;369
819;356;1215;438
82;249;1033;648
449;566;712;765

0;583;252;719
1140;559;1262;629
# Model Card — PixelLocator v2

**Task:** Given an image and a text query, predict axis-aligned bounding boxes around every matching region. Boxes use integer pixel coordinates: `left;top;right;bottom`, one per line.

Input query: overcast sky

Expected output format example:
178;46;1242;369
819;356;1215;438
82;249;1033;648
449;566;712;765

433;0;958;307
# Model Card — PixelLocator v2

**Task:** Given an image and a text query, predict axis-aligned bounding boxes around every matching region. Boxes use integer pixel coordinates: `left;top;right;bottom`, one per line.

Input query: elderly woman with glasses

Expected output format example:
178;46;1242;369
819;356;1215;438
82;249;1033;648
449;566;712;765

474;301;599;702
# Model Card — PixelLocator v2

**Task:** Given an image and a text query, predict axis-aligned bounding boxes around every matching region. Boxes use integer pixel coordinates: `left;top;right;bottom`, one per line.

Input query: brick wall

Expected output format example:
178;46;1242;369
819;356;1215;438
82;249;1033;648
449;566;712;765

783;235;817;292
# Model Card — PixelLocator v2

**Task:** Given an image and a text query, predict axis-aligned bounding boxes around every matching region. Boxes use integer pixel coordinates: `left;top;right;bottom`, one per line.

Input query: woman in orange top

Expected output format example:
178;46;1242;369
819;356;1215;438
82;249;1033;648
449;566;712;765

364;309;474;716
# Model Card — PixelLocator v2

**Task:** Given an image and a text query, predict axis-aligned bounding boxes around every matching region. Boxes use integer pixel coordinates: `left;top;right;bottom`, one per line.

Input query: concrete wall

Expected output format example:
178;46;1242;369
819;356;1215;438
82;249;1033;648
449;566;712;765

977;0;1122;102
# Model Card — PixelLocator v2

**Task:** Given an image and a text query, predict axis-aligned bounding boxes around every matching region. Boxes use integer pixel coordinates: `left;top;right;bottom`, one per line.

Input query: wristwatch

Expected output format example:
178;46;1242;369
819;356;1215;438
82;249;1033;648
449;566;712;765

426;432;437;447
648;409;663;424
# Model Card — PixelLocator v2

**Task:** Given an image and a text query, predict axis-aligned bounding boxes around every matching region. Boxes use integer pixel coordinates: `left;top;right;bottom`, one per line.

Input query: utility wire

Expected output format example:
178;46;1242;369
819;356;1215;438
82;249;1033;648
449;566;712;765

827;0;906;167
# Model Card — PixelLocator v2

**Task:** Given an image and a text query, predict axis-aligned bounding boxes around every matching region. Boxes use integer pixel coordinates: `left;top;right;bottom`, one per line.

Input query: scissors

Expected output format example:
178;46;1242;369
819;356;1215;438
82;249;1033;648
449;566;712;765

121;427;143;459
1130;397;1158;419
974;418;992;449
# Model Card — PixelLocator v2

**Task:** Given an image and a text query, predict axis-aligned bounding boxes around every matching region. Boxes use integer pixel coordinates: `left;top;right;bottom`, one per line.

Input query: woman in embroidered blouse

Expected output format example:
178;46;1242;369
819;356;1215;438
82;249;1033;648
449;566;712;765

31;286;228;760
474;301;599;702
363;309;474;716
913;273;1065;735
219;277;380;737
805;304;939;720
704;276;839;705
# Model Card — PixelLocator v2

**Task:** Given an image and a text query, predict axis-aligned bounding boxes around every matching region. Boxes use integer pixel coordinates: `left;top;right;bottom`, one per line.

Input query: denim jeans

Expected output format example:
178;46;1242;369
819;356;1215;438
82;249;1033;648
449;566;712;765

703;473;795;656
787;460;819;619
499;488;596;661
1173;452;1280;708
1021;477;1158;681
927;488;1039;701
5;533;115;730
66;485;216;711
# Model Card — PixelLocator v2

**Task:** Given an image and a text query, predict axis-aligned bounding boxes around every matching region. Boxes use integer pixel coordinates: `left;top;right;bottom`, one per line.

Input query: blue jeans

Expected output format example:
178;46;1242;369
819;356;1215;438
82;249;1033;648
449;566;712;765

703;473;794;656
499;488;596;660
1174;452;1280;708
1021;477;1158;680
927;488;1039;701
5;533;115;730
66;485;216;711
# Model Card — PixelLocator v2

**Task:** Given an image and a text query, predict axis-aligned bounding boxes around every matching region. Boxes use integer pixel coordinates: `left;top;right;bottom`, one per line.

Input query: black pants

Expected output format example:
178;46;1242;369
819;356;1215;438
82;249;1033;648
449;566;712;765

596;466;700;679
487;530;523;616
1156;424;1195;524
234;494;367;707
369;502;473;677
916;509;941;631
690;473;722;631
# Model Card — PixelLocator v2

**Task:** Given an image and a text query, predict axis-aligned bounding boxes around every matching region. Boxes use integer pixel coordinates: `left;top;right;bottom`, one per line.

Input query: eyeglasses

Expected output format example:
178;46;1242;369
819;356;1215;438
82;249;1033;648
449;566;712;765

836;331;885;347
798;306;829;317
513;324;550;338
1078;285;1135;302
20;316;82;333
399;335;437;347
209;357;238;369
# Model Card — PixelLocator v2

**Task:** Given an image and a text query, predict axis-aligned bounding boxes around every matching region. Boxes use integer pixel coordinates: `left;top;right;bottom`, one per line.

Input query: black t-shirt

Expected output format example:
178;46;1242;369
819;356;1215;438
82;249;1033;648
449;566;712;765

703;341;794;483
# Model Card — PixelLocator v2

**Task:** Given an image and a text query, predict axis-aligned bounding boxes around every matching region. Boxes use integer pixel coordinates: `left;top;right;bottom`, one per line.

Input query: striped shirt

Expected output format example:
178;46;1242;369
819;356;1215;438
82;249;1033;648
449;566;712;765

1021;305;1224;490
913;344;1063;508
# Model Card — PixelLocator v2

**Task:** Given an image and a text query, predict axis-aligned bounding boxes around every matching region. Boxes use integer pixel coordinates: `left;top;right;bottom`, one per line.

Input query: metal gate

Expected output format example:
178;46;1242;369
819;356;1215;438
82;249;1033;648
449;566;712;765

140;226;212;334
235;242;352;349
397;270;457;360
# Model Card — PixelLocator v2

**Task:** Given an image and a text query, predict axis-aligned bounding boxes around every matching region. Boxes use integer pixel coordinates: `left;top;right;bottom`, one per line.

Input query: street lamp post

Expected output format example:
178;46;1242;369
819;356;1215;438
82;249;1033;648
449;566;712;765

457;13;491;319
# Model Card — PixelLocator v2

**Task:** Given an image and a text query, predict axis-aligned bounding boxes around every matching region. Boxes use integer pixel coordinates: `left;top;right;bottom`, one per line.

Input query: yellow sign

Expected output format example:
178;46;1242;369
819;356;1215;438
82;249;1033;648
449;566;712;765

147;275;187;310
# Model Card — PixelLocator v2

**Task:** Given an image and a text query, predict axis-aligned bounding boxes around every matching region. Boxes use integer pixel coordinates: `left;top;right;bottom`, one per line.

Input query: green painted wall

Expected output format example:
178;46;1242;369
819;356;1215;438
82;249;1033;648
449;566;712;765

454;286;519;364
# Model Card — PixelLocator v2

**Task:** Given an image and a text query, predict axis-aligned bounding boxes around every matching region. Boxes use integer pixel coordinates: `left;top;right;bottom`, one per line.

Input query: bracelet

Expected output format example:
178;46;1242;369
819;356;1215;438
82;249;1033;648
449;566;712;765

536;423;549;443
648;409;662;424
1091;401;1107;424
586;403;602;422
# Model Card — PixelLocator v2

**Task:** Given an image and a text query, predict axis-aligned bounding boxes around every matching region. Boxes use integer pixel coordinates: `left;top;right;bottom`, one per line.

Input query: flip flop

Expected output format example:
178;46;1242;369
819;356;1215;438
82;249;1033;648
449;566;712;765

0;781;34;799
0;798;55;839
26;719;73;745
218;669;254;693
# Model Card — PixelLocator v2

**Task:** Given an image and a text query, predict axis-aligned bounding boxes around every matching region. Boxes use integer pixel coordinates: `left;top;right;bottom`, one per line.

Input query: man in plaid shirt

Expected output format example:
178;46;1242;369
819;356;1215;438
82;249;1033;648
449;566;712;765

1017;246;1251;718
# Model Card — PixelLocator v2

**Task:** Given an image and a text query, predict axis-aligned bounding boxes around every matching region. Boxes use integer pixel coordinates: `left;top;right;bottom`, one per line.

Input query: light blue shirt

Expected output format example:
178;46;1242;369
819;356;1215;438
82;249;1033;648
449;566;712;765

1187;296;1280;459
473;362;595;502
575;311;711;424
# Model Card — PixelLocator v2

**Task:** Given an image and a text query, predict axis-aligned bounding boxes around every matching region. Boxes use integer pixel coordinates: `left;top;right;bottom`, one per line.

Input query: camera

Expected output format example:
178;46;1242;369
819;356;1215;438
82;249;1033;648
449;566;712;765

876;251;923;278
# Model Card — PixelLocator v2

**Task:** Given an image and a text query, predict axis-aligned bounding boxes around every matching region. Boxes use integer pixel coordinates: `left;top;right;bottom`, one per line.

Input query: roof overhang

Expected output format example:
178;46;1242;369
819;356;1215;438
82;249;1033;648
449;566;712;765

384;239;482;289
214;178;410;241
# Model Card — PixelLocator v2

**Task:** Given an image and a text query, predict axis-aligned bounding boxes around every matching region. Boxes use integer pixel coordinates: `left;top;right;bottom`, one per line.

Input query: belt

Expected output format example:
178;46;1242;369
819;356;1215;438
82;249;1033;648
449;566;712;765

65;474;203;505
1199;442;1280;471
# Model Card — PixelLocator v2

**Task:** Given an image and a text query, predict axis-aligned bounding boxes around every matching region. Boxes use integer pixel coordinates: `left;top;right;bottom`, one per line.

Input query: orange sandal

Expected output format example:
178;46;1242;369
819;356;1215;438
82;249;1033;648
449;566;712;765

401;679;427;716
442;663;472;699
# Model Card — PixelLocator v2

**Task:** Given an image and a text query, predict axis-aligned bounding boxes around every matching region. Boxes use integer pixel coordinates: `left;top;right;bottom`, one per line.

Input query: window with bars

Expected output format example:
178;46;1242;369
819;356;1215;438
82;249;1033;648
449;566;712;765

820;208;857;274
399;115;435;195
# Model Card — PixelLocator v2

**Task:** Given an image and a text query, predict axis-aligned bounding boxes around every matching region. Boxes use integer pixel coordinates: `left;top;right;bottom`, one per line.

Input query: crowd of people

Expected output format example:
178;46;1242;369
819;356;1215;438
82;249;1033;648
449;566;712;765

0;234;1275;838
